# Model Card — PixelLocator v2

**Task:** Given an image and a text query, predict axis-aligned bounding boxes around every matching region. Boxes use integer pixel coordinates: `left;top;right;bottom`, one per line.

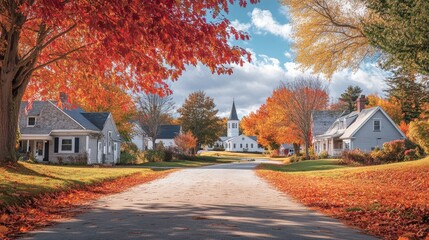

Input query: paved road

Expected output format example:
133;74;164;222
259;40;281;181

23;160;377;239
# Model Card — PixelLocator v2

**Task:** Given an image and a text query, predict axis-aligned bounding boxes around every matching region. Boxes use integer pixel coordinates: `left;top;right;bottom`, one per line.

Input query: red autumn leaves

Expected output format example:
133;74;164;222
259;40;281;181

257;164;429;239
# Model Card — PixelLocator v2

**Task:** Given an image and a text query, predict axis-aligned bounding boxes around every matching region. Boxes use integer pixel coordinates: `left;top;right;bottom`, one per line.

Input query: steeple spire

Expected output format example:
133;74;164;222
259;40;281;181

229;99;239;120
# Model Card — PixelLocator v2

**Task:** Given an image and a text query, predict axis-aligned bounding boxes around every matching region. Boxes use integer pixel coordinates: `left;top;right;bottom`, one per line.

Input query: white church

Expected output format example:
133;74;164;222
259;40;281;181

215;101;264;153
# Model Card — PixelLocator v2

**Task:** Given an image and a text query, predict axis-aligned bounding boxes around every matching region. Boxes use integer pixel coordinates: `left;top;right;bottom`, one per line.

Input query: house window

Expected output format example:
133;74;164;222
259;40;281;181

373;120;381;132
59;137;74;153
240;144;242;148
27;117;36;127
251;143;253;148
246;144;248;148
233;143;236;148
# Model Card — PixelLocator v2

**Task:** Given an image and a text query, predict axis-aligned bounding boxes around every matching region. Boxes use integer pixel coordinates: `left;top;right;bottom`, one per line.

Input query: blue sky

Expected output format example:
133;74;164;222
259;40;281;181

170;1;388;119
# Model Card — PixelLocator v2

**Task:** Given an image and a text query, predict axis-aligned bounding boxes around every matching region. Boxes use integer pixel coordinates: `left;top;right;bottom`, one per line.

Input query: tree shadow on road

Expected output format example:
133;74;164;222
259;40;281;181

22;202;377;240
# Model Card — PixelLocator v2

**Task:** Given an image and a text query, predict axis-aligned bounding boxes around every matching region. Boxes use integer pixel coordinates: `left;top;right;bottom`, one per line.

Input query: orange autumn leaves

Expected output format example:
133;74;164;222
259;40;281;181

257;164;429;239
0;171;172;239
241;82;328;149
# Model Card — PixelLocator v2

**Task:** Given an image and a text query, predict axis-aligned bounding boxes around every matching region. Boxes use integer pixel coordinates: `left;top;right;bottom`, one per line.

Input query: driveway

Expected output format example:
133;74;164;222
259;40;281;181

23;160;376;239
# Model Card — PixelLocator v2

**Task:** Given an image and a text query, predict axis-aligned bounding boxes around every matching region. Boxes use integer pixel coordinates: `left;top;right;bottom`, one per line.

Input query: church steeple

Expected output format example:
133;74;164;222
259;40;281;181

229;100;239;121
227;100;239;137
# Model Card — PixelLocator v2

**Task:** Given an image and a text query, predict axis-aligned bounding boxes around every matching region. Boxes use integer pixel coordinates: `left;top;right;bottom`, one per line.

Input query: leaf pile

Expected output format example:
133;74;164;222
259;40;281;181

257;164;429;239
0;170;172;239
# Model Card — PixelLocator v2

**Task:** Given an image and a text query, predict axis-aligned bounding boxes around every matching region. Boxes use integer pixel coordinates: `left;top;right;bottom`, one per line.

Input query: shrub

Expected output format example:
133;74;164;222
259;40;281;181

408;120;429;155
404;148;419;161
341;149;373;165
163;148;174;162
119;142;143;165
289;155;305;163
318;150;329;159
120;151;137;164
381;140;406;162
145;150;164;162
308;147;318;160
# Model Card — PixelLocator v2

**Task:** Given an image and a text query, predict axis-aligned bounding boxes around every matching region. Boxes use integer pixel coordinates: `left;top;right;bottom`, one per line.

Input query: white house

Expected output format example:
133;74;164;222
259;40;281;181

312;95;406;156
215;101;264;153
18;98;121;165
132;124;181;151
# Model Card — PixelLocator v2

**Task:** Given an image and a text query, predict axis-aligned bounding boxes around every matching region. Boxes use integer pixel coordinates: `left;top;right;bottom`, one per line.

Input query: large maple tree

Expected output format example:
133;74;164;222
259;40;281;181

0;0;258;163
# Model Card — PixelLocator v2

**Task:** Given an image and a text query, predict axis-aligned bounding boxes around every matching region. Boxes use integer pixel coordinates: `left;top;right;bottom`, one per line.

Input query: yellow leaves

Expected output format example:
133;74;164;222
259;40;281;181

282;0;376;77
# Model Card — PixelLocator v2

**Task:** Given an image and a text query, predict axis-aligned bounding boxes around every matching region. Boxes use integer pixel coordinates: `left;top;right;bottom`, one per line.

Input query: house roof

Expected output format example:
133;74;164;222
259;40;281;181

20;101;45;116
340;107;406;139
158;125;181;139
229;100;239;121
221;134;258;143
312;110;342;137
62;107;100;131
20;101;112;132
141;125;181;139
315;106;405;140
81;112;110;130
20;128;52;135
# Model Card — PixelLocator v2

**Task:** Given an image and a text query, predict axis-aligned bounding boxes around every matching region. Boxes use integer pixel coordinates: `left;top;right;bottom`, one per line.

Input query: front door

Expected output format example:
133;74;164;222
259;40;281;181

35;141;44;161
43;141;49;161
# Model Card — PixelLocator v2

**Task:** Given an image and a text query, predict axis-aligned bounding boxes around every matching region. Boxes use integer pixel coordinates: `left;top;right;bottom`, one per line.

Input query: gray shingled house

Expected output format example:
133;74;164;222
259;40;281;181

312;95;406;156
18;100;121;164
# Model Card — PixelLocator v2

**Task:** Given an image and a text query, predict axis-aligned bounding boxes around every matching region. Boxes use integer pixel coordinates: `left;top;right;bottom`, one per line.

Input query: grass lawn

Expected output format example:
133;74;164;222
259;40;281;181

139;156;236;168
0;162;173;238
257;157;429;239
200;150;291;162
0;162;167;207
261;159;350;172
200;151;265;159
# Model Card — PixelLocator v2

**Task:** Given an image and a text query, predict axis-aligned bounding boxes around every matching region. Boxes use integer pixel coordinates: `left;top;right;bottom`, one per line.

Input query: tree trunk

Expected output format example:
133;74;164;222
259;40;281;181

0;79;23;164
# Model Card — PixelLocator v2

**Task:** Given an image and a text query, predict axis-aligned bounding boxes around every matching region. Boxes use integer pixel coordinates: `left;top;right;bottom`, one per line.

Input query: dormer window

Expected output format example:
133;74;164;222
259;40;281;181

373;120;381;132
27;117;36;127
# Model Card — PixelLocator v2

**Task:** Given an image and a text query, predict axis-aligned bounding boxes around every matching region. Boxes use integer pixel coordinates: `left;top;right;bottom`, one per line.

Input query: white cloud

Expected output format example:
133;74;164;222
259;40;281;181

284;51;292;58
250;8;292;40
230;19;251;32
279;6;291;19
170;58;388;119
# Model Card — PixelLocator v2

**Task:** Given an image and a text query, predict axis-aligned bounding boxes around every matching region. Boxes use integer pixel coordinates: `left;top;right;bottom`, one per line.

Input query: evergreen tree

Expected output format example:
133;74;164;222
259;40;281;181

364;0;429;74
385;70;429;123
177;91;223;147
338;86;363;112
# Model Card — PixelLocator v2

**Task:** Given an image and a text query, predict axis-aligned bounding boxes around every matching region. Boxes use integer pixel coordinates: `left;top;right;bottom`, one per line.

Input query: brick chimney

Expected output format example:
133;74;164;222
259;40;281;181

356;94;366;112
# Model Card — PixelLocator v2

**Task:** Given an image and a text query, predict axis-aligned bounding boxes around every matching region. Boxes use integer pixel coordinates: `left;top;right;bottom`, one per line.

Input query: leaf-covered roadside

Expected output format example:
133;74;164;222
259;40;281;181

256;160;429;239
0;170;173;239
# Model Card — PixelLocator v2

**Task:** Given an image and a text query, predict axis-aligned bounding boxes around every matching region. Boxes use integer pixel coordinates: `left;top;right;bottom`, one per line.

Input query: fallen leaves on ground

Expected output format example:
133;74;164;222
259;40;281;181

257;164;429;240
0;170;173;239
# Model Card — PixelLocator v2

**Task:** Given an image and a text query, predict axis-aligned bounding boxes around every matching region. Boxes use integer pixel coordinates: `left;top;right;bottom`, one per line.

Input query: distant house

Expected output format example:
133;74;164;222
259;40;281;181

132;124;181;150
18;100;121;164
214;101;264;153
279;143;294;156
312;95;406;156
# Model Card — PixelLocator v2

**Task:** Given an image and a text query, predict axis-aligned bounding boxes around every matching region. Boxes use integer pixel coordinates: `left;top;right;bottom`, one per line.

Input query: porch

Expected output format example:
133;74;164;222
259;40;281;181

18;137;52;162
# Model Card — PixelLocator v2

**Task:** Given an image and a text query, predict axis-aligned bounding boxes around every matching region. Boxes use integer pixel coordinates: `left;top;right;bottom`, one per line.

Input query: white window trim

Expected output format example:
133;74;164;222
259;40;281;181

27;116;36;127
373;119;381;132
59;137;74;153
